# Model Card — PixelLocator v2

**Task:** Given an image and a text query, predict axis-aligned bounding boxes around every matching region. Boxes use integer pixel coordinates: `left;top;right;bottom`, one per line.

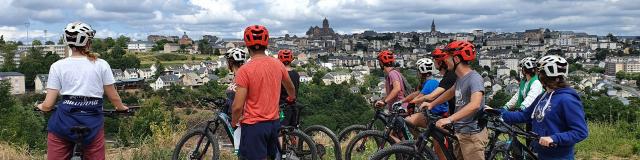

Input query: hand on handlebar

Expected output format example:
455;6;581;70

374;100;386;108
116;105;130;112
539;136;557;148
435;117;453;129
286;96;296;105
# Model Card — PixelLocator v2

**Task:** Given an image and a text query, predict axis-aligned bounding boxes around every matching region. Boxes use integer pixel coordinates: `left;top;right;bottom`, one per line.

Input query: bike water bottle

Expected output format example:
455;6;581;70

279;110;285;122
233;125;241;155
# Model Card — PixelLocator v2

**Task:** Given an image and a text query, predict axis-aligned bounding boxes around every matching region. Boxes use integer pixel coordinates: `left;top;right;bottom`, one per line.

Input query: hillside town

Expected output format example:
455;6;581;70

2;18;640;104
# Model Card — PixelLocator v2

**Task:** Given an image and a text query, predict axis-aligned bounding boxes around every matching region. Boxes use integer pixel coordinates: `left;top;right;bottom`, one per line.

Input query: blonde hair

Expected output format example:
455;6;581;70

69;42;97;62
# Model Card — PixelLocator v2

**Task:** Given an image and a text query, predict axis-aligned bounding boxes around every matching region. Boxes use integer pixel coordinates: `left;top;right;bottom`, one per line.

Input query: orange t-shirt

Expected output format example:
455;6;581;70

234;56;290;125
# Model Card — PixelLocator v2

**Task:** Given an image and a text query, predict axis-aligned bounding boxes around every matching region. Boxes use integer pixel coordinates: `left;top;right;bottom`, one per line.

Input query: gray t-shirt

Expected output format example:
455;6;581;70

453;70;485;133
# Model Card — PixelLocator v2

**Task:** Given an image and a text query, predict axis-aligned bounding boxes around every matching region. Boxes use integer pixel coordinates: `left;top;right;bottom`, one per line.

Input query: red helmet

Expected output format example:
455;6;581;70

431;48;448;62
243;25;269;48
278;49;294;64
444;40;476;61
377;50;395;65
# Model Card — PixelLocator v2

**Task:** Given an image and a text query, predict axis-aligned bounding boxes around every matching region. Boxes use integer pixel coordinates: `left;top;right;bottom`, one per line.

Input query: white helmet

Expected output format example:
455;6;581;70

225;48;248;64
519;57;537;70
537;55;568;78
63;22;95;47
416;58;435;74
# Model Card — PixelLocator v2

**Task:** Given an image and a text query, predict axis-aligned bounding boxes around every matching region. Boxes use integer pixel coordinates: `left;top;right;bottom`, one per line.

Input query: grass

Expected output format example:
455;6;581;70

135;52;220;66
575;121;640;159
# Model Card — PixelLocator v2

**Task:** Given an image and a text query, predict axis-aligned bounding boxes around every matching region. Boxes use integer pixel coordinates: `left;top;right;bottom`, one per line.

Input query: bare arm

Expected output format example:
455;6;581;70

411;87;445;104
38;89;60;111
425;86;455;110
402;91;422;103
384;80;402;103
449;92;483;122
104;85;127;111
231;87;248;128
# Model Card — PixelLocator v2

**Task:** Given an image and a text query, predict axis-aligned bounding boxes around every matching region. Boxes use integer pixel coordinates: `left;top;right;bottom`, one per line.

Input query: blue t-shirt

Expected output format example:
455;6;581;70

420;79;448;115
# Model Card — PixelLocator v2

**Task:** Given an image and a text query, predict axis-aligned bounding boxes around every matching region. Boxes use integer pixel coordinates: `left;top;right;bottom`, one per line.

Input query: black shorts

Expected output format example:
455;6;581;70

281;106;299;127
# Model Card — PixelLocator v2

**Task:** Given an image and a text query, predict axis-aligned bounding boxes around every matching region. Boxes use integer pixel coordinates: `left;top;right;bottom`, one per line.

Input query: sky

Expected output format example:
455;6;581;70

0;0;639;42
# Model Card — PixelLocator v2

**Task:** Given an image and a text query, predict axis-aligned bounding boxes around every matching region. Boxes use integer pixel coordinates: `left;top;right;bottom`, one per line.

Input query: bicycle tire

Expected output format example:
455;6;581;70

369;145;437;160
172;128;220;160
337;125;367;142
303;125;342;160
344;130;394;160
281;129;320;160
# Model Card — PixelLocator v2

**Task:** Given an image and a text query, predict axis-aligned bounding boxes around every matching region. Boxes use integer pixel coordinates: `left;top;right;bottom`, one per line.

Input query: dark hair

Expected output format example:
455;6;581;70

539;73;568;90
454;55;469;65
522;67;536;76
248;45;267;52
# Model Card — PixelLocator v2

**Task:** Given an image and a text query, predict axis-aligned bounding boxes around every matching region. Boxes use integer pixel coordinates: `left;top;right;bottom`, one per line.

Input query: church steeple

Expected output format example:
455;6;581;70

322;17;329;29
431;19;436;33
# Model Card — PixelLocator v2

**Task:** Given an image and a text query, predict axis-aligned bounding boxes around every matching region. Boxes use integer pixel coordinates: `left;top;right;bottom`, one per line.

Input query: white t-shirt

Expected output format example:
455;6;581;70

47;57;115;98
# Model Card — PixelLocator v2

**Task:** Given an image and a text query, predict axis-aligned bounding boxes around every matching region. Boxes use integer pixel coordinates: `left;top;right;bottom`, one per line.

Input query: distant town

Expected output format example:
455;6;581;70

1;17;639;104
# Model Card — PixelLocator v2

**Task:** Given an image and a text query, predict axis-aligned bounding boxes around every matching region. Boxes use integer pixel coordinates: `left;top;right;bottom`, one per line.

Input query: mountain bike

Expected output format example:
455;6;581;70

34;104;136;160
484;108;556;160
337;102;390;143
278;103;319;160
172;98;230;160
344;102;415;160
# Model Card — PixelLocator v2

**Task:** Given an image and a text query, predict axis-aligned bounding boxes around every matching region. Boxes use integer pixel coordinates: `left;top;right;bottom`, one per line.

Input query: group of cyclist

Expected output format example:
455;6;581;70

36;21;588;160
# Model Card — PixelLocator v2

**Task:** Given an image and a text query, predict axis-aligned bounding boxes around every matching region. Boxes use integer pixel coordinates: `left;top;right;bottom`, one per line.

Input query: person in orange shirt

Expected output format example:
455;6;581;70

231;25;297;160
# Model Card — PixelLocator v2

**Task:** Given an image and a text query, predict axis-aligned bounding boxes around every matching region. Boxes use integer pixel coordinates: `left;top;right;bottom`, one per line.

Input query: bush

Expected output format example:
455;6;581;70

298;83;373;131
0;81;47;151
117;97;179;146
155;53;188;61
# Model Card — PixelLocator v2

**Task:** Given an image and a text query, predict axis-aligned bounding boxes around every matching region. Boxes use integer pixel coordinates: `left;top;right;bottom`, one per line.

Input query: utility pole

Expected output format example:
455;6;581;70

44;29;48;43
24;21;30;44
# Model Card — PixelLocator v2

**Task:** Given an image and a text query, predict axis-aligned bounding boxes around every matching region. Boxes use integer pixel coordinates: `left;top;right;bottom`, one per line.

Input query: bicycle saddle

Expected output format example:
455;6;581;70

70;126;90;135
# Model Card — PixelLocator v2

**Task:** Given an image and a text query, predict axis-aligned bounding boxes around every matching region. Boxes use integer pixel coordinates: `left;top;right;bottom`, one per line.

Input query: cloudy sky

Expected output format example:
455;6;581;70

0;0;639;42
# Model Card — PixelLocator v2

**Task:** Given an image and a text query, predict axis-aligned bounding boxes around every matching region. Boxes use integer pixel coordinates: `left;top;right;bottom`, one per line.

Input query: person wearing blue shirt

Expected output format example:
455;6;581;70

401;57;449;160
500;55;588;159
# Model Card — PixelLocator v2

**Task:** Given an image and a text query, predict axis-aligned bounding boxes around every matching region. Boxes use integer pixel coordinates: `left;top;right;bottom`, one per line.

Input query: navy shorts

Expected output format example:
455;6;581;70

239;120;280;160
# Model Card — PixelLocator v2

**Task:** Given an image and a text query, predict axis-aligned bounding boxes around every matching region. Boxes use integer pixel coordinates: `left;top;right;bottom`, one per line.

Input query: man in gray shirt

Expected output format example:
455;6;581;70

423;40;488;160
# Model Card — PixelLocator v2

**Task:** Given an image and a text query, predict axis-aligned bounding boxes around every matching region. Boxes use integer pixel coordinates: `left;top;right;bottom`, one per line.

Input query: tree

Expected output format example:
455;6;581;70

297;83;373;130
116;35;131;48
1;52;16;72
214;48;221;56
488;90;510;108
45;41;55;45
616;71;627;80
17;47;59;89
152;39;170;52
606;33;618;42
153;60;165;78
32;40;42;46
595;49;609;61
509;70;518;79
104;37;116;49
16;41;23;45
57;36;64;44
215;68;230;77
0;35;5;45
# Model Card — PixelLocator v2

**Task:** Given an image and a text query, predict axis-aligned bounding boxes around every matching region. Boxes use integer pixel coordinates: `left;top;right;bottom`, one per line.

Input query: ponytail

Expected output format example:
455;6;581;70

69;43;97;62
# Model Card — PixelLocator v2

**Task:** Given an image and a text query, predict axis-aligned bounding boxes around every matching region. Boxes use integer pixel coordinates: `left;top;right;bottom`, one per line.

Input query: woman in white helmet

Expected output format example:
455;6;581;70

504;57;544;111
500;55;588;159
37;22;128;159
223;48;249;154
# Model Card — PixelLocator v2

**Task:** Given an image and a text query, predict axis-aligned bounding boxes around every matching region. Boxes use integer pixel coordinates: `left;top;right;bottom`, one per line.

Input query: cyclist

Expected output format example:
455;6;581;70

500;55;588;159
231;25;297;160
400;57;449;160
374;50;408;110
422;40;488;160
277;49;301;127
223;48;248;115
412;48;457;114
504;57;543;111
36;22;128;160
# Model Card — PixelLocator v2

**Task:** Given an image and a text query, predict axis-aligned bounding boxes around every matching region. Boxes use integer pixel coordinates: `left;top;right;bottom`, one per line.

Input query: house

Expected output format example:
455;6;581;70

127;41;154;52
124;69;139;79
322;72;352;85
202;74;219;83
35;74;48;94
137;68;154;79
153;74;180;90
181;73;204;88
0;72;25;95
111;69;124;81
163;43;180;53
299;72;312;83
496;66;512;77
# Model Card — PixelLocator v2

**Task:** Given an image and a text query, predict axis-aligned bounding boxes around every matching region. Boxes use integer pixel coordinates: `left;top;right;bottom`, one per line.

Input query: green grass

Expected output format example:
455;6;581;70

576;121;640;159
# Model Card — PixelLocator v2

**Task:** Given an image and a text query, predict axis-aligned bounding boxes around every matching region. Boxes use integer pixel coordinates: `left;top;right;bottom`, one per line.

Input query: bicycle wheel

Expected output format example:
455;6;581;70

369;145;436;160
303;125;342;160
338;125;367;143
172;128;221;160
344;130;394;160
281;129;319;160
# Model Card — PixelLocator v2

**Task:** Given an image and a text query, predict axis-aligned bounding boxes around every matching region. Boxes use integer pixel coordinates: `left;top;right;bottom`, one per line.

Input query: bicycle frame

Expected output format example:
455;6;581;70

411;112;459;160
365;109;390;130
486;118;539;160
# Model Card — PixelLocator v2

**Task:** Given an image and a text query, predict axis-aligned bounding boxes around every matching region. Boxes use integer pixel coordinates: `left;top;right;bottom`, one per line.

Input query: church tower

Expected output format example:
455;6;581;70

431;19;436;33
323;17;329;29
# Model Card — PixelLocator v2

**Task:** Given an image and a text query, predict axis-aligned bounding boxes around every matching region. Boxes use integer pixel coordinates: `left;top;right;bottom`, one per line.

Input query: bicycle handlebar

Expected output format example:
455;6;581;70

484;107;557;148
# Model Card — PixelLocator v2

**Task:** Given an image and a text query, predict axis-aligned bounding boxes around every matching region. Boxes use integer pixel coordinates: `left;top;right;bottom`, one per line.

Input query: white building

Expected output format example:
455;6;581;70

322;72;352;85
153;74;180;90
17;45;67;58
0;72;25;95
34;74;48;94
127;41;154;52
